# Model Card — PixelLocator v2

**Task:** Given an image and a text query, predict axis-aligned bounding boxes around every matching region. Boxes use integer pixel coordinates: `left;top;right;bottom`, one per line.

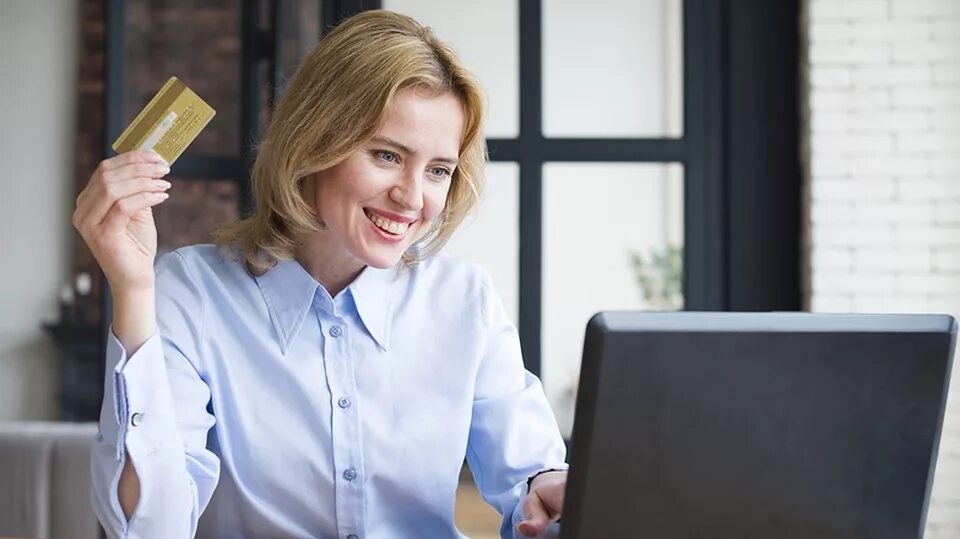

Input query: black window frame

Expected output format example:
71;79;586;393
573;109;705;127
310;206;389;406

101;0;802;382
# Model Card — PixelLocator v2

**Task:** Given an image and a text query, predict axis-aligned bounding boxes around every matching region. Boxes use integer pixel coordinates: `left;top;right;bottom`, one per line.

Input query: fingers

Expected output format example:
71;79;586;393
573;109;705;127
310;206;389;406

76;150;168;209
74;160;171;230
100;192;170;238
69;150;170;288
516;492;556;538
101;149;167;172
84;161;171;201
86;176;172;227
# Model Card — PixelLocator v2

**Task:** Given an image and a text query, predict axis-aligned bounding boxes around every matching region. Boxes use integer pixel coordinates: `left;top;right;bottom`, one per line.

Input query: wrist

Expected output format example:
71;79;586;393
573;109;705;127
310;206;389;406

528;469;566;492
111;287;157;356
113;285;155;304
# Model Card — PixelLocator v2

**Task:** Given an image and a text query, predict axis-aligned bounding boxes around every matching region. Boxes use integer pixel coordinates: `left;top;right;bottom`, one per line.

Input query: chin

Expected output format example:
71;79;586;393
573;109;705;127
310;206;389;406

364;256;402;269
356;246;407;269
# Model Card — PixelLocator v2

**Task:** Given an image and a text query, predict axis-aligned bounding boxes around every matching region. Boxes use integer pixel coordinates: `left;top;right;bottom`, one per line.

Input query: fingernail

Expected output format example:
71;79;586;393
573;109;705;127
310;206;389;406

158;180;172;188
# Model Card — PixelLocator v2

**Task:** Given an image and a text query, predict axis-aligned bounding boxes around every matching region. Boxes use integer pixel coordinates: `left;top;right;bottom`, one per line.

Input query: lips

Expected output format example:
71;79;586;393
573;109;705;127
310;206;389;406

364;209;414;237
364;207;417;224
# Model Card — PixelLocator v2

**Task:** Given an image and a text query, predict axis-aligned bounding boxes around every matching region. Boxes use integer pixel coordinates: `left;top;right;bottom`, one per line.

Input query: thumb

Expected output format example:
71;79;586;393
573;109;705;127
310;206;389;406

516;492;555;537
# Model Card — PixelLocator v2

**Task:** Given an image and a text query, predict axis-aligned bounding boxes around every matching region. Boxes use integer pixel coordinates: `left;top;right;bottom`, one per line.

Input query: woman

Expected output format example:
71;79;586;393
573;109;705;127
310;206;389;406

76;10;567;539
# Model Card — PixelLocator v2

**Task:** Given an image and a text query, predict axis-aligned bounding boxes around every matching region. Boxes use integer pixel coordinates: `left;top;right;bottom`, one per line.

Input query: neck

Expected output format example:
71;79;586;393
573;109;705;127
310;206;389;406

294;229;366;298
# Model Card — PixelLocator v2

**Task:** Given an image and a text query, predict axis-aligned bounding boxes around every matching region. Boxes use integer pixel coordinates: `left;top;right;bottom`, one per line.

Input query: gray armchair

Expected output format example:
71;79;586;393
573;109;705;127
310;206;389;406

0;422;99;539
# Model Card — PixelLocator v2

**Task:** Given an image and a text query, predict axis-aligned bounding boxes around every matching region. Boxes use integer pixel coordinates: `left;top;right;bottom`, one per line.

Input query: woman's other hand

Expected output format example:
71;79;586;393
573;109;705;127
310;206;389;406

516;470;566;538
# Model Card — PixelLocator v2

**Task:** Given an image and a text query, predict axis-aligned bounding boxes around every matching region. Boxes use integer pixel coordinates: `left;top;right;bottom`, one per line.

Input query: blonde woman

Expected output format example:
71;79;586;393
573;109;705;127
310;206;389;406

75;10;568;539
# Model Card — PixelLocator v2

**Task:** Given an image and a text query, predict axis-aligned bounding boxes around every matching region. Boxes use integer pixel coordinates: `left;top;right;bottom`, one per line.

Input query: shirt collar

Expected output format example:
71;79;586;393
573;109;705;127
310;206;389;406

347;264;399;351
253;256;399;354
253;257;319;355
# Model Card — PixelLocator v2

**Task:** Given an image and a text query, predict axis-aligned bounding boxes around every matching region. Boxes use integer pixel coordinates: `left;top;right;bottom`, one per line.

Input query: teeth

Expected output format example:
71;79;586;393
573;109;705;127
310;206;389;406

367;211;409;235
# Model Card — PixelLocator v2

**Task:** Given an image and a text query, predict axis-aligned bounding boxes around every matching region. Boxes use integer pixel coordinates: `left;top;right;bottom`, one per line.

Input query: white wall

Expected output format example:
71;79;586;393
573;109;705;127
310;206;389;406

805;1;960;536
0;0;78;420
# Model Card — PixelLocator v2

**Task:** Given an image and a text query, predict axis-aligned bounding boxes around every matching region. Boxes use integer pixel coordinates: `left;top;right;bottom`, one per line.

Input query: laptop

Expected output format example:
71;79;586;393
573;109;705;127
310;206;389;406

561;312;956;539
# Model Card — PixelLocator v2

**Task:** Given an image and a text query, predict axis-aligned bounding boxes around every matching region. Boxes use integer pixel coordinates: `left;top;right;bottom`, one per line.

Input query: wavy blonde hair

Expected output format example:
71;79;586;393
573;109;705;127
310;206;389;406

213;10;486;276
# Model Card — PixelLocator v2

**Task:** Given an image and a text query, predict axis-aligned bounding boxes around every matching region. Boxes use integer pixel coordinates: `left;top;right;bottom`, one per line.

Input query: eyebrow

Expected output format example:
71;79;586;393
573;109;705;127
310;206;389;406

371;136;459;166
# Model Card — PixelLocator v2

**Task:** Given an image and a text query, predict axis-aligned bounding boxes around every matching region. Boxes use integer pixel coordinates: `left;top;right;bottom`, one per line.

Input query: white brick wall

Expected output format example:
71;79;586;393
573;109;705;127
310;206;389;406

806;1;960;535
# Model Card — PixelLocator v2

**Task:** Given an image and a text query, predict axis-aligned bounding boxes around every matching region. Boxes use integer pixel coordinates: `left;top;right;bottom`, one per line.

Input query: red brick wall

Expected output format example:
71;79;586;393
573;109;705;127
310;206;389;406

72;0;107;326
71;0;254;325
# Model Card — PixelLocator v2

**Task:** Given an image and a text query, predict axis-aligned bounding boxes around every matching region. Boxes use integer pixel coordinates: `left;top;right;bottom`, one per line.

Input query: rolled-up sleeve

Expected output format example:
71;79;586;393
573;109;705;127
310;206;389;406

465;274;568;539
91;252;220;538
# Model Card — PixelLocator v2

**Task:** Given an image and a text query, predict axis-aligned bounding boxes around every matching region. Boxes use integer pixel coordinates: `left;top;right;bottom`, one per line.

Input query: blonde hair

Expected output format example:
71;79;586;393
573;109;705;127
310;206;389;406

213;10;486;276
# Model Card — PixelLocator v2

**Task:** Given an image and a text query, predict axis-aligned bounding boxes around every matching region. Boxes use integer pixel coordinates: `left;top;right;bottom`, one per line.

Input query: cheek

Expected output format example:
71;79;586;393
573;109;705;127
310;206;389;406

423;183;452;221
315;166;366;217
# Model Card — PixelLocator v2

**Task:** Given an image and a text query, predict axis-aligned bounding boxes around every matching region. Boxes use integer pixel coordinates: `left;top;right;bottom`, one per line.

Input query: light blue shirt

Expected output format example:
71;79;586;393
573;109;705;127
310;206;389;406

91;244;567;538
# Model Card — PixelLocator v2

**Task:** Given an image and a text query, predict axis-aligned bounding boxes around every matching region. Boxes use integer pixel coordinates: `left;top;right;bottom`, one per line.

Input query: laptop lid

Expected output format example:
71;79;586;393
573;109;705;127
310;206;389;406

562;312;956;539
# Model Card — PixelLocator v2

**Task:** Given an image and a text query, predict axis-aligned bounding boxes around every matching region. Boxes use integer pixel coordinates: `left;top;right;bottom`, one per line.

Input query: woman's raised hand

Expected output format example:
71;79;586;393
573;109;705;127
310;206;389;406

72;150;172;293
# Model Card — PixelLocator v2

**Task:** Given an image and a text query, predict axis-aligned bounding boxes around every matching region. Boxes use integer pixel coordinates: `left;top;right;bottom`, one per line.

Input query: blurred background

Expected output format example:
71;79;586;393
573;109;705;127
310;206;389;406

1;0;959;537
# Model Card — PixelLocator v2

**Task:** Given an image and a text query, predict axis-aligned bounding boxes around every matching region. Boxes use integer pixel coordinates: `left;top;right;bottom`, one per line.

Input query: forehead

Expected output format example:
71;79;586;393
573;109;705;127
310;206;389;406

376;87;464;158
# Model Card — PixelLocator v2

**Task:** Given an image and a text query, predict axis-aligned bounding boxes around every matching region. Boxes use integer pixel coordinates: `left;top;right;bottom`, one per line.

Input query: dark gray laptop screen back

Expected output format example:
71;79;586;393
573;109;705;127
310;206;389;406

562;312;956;539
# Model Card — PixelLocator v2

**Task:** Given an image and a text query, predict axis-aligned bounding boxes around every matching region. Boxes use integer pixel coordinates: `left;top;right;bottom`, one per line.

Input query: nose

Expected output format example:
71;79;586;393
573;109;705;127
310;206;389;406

389;168;424;212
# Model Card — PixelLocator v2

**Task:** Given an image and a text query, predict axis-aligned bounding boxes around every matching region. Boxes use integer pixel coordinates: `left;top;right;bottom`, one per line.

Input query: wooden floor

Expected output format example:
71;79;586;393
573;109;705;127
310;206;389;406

454;470;502;538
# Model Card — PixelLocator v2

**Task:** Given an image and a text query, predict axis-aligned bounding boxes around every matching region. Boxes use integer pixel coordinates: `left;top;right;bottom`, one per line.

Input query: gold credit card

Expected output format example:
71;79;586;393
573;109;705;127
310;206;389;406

112;76;215;165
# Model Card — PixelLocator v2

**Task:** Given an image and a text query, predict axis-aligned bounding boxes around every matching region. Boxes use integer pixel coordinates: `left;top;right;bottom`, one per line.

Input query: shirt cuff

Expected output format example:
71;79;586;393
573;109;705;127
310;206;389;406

525;467;568;493
104;326;183;463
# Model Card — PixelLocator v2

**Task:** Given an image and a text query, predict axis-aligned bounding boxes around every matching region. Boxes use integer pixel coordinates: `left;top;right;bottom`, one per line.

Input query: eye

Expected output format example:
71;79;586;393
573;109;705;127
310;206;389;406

429;167;452;182
374;150;400;164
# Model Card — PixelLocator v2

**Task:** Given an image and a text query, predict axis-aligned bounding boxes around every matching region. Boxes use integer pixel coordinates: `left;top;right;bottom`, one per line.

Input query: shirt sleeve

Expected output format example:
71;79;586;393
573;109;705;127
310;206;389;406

464;272;568;539
90;251;220;538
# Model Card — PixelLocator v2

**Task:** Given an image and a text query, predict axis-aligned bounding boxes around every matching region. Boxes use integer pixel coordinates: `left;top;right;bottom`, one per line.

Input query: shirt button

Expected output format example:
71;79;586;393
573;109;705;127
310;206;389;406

343;468;358;481
338;397;352;409
130;412;144;427
329;325;343;338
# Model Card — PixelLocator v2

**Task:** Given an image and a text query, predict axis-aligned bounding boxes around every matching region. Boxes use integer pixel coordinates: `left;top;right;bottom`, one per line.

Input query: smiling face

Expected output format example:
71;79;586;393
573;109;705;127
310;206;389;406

305;86;465;270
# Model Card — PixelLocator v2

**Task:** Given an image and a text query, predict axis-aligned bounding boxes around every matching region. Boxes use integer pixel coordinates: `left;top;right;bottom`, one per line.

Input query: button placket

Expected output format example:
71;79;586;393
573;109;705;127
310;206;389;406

322;316;364;537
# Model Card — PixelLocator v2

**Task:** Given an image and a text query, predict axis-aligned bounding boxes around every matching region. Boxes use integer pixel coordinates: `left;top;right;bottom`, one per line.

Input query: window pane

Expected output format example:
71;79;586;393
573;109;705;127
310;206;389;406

382;0;519;138
443;162;520;324
124;0;241;156
543;0;683;138
155;178;241;254
276;0;321;98
542;163;684;436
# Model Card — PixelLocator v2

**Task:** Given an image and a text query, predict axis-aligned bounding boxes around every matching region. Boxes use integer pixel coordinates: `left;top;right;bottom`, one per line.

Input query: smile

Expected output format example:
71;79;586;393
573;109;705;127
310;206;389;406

364;208;412;236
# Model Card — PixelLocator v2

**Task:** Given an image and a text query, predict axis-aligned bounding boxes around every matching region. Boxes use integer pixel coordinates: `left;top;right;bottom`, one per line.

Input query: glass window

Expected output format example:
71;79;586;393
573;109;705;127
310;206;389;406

443;162;520;324
275;0;322;98
382;0;519;138
542;162;684;436
543;0;683;138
